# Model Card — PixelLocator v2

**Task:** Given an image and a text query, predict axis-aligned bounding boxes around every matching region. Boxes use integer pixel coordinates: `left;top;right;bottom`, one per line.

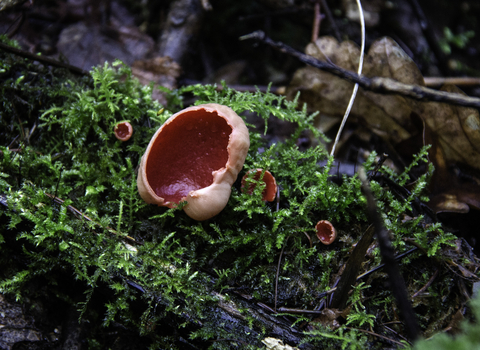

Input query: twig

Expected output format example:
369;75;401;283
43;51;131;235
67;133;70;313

406;0;449;75
277;307;323;314
345;326;409;347
359;168;420;341
240;31;480;110
368;153;389;180
278;247;419;310
330;225;374;309
229;246;419;318
311;1;321;43
44;193;137;243
330;0;365;157
0;42;90;76
275;235;291;311
424;77;480;87
382;323;411;343
411;269;439;298
319;0;341;42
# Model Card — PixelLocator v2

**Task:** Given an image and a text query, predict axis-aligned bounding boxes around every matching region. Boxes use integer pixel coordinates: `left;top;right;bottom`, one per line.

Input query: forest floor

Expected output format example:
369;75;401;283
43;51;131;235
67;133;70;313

1;0;480;349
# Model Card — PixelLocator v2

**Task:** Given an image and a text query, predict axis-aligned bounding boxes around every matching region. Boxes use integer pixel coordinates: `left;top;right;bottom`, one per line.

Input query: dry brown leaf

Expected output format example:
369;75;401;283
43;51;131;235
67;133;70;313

310;308;344;330
131;57;181;104
289;37;358;117
262;337;299;350
430;184;480;214
205;60;247;85
430;193;470;214
361;37;424;142
57;22;154;71
420;85;480;171
288;36;480;172
288;35;480;215
288;36;423;144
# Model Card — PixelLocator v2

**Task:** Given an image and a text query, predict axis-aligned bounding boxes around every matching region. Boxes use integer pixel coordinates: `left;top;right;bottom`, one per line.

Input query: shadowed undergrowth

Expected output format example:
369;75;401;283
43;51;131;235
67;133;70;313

1;40;478;349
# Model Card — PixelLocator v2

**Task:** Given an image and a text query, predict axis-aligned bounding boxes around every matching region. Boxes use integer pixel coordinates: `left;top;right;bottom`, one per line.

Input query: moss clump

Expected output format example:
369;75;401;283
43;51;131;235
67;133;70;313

0;37;474;348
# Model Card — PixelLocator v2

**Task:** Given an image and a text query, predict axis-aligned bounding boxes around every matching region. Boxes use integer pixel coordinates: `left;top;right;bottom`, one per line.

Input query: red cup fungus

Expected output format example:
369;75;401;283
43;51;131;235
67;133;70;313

114;121;133;141
315;220;337;245
241;169;277;202
137;103;250;221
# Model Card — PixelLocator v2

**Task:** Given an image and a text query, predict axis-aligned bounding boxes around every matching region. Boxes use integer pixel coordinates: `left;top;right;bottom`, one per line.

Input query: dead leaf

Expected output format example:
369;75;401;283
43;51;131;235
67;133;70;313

444;308;465;334
57;22;154;71
262;337;299;350
342;0;382;27
430;193;470;214
288;36;480;219
430;183;480;213
204;60;247;85
291;37;359;118
310;308;344;330
288;36;423;144
420;85;480;171
131;57;181;104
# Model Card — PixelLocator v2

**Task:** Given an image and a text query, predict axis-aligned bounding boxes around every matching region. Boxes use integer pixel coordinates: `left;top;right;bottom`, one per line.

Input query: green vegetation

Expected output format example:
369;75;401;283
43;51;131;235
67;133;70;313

0;37;477;348
413;291;480;350
439;27;475;55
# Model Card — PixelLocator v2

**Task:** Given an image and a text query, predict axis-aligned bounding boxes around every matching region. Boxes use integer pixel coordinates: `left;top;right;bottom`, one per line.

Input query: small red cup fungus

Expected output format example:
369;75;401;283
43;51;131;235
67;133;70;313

114;121;133;141
137;103;250;221
315;220;337;245
241;169;277;202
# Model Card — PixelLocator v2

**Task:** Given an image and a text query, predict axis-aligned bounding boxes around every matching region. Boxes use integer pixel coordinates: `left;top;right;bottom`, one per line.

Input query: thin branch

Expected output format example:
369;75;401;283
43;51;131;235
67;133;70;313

345;326;409;347
0;42;90;76
359;168;420;342
406;0;449;75
330;0;365;156
424;77;480;87
311;1;321;43
411;269;439;298
275;235;291;311
319;0;341;42
45;193;137;243
240;31;480;110
330;225;375;309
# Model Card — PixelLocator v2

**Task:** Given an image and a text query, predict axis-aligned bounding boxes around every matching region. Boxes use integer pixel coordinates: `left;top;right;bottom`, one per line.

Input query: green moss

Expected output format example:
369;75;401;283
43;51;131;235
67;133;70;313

0;39;474;348
413;291;480;350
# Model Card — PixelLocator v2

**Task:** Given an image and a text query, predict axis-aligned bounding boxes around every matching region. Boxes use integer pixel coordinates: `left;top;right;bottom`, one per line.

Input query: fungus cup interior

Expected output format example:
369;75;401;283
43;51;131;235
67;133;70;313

146;109;232;204
115;122;132;141
242;169;277;202
316;220;336;245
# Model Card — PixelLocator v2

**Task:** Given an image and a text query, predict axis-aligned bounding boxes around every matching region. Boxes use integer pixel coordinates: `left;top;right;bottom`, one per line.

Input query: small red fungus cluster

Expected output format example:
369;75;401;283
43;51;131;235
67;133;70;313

241;169;277;202
137;103;250;221
114;121;133;141
315;220;337;245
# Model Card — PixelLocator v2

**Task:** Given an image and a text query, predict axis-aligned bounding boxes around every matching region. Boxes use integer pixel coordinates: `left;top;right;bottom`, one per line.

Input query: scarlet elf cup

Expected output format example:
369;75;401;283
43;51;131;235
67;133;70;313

137;103;250;221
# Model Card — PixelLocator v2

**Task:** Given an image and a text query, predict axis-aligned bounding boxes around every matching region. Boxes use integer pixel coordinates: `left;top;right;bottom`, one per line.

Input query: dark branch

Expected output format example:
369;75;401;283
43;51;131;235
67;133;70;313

359;169;421;342
240;31;480;110
0;42;90;76
330;225;375;309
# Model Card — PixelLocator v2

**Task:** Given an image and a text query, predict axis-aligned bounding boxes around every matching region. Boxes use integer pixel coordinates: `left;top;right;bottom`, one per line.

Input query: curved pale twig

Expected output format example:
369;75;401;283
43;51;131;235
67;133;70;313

330;0;365;157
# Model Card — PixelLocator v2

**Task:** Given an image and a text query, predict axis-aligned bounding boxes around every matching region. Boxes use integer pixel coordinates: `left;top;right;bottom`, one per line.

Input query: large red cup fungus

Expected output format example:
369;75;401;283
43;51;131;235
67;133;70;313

315;220;337;245
114;121;133;141
241;169;277;202
137;103;250;221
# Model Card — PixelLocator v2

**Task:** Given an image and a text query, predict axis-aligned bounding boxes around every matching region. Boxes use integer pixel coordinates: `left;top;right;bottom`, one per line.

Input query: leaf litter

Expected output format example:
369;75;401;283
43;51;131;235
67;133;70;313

288;35;480;217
